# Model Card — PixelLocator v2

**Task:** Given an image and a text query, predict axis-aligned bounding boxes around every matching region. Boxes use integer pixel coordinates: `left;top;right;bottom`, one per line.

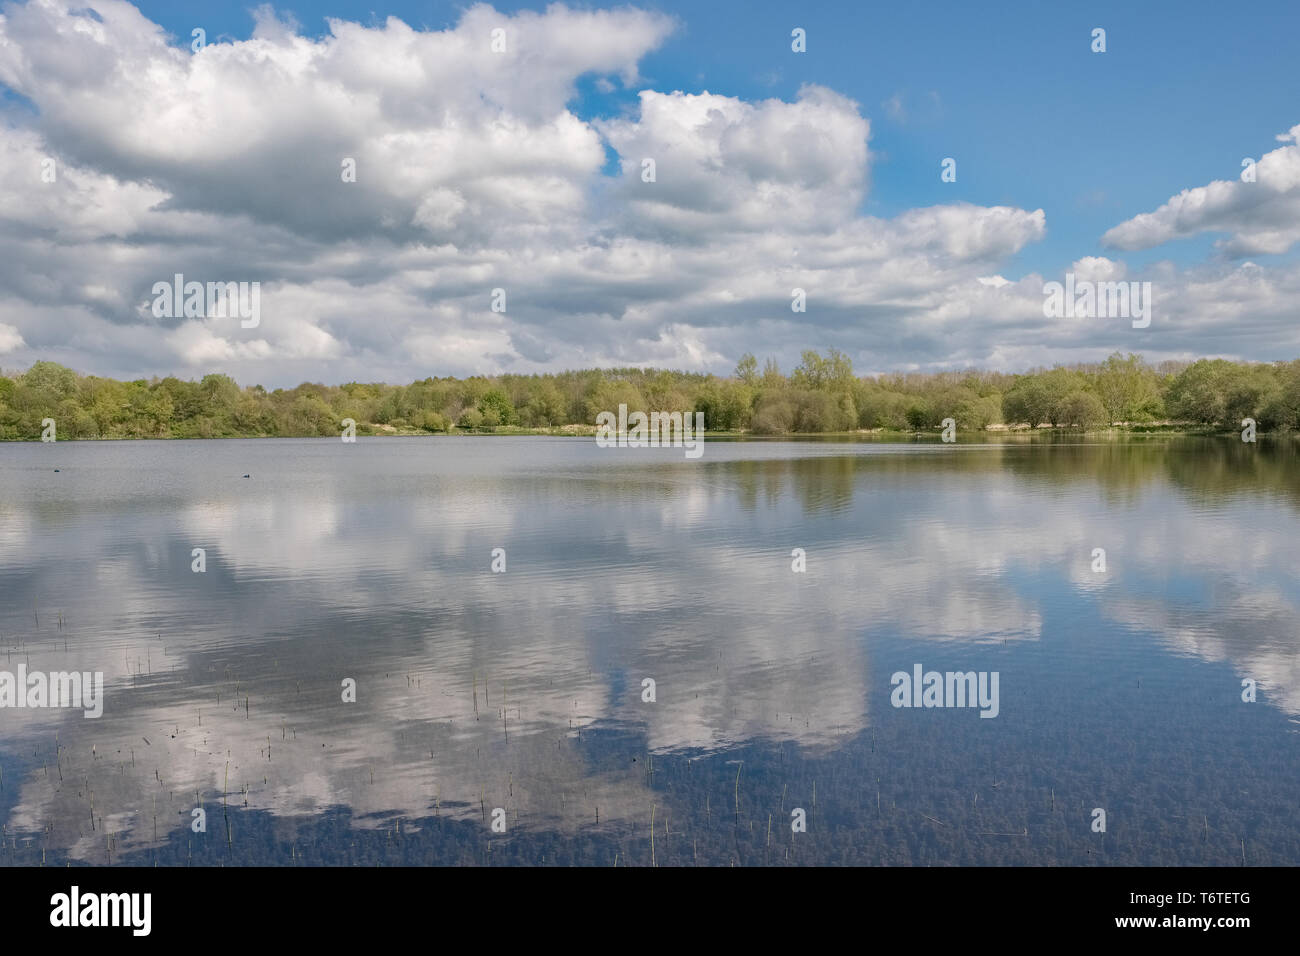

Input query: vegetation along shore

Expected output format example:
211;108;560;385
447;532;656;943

3;351;1298;440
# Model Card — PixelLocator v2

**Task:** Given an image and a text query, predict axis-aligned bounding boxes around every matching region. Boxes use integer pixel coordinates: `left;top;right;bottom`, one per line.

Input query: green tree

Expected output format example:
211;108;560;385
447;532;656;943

955;394;1002;430
141;390;175;437
478;389;516;426
1093;352;1158;424
21;361;78;398
751;393;795;433
521;381;565;426
904;402;932;430
583;379;646;423
1165;359;1237;424
761;357;784;389
1059;391;1107;428
734;353;758;386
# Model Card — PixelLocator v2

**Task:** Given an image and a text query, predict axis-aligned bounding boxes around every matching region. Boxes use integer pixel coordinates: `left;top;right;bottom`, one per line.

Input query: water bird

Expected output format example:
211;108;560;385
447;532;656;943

241;474;250;478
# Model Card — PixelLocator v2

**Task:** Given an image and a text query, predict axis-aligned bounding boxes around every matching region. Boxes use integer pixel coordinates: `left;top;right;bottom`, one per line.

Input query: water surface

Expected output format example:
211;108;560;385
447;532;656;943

1;435;1297;865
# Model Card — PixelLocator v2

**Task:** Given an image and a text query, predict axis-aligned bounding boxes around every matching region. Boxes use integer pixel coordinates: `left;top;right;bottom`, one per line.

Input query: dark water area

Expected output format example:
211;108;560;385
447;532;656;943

0;435;1297;865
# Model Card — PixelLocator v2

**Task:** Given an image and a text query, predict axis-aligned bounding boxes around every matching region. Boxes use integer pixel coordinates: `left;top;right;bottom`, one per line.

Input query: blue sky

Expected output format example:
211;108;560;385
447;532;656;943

2;0;1299;384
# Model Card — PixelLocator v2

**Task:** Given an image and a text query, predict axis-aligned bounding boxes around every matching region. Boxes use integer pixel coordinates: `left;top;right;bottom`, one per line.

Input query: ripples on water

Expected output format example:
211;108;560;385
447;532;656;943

0;435;1297;865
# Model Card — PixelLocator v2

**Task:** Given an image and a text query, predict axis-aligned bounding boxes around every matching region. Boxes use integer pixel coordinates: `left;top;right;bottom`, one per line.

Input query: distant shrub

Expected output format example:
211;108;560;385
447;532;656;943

751;395;795;434
420;411;450;433
1059;391;1107;428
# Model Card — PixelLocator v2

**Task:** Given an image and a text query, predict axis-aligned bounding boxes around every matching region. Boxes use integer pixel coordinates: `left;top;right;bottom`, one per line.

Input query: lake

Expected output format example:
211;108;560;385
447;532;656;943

1;435;1297;865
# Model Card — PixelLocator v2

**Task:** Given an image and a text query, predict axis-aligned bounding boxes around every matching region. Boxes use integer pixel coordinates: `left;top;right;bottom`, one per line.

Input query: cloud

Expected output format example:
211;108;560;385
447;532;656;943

0;1;1064;385
1102;124;1300;256
1070;256;1126;282
2;2;1293;387
598;85;872;238
0;322;25;353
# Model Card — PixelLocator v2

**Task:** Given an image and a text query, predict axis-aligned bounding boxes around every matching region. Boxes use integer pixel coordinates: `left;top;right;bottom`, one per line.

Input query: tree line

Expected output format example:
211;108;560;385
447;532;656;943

2;351;1298;439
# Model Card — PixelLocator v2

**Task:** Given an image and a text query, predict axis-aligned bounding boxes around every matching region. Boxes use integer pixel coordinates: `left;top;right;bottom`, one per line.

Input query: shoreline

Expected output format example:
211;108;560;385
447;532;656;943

0;424;1281;442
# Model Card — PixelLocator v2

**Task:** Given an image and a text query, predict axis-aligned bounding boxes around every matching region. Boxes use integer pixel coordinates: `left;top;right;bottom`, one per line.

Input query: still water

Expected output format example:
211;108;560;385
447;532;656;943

0;435;1297;865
